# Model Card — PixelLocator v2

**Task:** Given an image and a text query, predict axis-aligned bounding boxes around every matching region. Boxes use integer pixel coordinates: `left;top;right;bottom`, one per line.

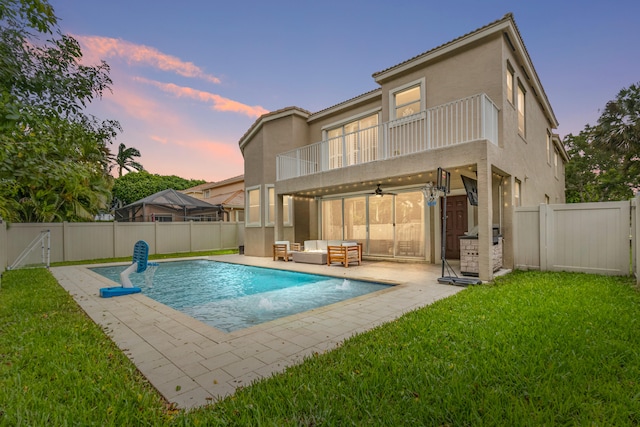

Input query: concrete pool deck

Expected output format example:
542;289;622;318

51;255;470;409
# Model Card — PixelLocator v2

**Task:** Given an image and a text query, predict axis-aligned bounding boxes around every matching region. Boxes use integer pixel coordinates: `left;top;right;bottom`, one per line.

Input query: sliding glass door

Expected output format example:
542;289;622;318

322;190;424;258
394;191;425;257
368;195;394;256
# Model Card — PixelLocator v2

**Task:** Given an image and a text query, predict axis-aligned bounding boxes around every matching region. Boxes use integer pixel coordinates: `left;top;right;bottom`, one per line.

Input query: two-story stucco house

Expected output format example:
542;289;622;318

238;13;568;281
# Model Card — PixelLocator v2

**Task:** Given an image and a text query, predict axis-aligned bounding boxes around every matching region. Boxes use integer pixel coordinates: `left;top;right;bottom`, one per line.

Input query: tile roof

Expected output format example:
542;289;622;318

238;107;311;148
182;174;244;193
372;13;514;79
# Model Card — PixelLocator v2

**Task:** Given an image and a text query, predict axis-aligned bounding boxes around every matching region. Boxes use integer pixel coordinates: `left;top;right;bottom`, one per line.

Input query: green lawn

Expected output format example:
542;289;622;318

1;267;638;426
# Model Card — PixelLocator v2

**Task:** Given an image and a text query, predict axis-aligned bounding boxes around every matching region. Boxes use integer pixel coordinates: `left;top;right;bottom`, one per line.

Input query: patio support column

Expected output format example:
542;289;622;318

476;160;494;281
275;192;284;241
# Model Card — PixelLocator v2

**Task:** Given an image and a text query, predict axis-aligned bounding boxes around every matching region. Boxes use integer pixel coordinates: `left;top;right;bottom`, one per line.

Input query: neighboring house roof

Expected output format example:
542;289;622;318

182;174;245;194
121;189;219;211
205;189;245;208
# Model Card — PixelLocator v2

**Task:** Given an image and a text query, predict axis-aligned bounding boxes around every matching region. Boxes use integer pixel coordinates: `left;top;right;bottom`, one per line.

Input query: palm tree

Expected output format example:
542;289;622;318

115;143;144;177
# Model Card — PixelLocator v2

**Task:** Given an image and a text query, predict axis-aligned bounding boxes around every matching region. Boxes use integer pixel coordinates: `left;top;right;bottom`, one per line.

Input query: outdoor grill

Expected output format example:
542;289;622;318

459;225;503;276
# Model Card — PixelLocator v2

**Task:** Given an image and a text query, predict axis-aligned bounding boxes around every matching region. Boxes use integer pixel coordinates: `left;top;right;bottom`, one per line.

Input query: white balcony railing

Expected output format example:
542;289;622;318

276;93;499;181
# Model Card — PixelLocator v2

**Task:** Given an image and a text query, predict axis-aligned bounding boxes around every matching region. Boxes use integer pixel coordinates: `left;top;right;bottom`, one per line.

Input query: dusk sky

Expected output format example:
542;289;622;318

50;0;639;182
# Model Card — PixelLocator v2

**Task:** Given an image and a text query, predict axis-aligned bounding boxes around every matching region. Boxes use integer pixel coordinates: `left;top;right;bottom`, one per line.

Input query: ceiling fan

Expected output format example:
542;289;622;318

369;183;396;197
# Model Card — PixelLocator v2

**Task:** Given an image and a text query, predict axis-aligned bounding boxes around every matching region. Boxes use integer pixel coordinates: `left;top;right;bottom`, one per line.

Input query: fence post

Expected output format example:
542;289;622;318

112;221;117;259
539;204;548;271
0;217;7;274
189;220;194;252
63;221;70;262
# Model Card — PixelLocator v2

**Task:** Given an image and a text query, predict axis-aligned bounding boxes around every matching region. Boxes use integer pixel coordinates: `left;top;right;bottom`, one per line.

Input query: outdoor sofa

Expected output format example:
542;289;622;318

289;240;361;265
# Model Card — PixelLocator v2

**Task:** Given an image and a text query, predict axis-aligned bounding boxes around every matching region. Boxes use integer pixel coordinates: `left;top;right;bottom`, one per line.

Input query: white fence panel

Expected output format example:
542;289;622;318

515;200;634;276
64;222;115;261
156;222;191;254
544;202;630;275
4;221;242;268
513;207;541;270
115;223;156;257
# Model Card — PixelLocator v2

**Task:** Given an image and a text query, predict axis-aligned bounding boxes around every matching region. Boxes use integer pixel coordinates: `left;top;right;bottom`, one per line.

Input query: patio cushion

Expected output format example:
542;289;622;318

304;240;317;251
275;240;290;251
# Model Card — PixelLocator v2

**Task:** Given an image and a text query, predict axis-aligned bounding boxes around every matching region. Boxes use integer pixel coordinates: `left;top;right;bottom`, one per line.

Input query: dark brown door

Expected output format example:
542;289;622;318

443;195;467;259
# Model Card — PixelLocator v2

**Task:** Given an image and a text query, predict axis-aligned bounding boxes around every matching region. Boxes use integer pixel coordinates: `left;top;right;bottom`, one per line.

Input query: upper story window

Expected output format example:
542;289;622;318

546;131;551;165
327;113;378;139
203;189;210;198
394;85;421;118
517;82;526;136
326;112;379;168
506;62;514;105
246;185;261;227
554;148;559;179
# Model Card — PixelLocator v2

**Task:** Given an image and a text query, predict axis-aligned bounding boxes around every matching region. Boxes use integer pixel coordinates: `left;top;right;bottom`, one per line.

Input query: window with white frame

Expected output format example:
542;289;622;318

517;82;526;136
283;195;292;226
393;85;422;119
327;112;379;169
203;189;210;198
246;185;261;226
546;131;551;165
554;148;559;179
265;187;293;227
506;62;514;105
266;186;275;226
514;179;521;207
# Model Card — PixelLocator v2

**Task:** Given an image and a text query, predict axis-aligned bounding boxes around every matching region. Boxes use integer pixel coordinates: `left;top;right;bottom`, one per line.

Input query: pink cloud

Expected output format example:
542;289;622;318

136;77;269;119
97;78;184;131
74;34;221;84
150;135;169;144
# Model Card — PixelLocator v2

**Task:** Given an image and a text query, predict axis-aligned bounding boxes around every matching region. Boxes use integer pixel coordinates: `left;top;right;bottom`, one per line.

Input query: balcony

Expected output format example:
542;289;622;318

276;93;499;181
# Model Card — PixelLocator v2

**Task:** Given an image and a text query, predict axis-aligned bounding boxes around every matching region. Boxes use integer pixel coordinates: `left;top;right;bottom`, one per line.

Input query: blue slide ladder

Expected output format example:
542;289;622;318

99;240;159;298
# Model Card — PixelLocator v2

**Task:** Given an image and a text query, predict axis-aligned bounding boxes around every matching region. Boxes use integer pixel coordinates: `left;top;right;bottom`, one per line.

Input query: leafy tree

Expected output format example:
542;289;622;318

0;0;120;222
112;171;206;206
593;82;640;185
113;143;144;177
564;127;634;202
564;82;640;202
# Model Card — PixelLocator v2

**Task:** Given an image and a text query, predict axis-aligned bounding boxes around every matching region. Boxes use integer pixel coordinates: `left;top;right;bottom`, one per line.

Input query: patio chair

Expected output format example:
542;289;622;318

327;245;361;267
272;241;301;261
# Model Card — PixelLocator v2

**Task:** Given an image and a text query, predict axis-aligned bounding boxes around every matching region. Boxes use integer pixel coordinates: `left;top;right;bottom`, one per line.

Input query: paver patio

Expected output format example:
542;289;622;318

51;254;467;409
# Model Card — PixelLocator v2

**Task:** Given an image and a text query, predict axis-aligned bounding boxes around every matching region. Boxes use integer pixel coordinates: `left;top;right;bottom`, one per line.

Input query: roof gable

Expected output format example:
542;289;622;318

372;13;557;127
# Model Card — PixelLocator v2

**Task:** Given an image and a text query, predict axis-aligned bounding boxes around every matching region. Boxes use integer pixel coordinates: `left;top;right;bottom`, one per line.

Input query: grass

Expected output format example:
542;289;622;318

1;267;639;425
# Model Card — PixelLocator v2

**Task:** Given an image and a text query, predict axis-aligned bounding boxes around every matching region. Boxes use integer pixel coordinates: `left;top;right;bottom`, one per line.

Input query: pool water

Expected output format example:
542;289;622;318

91;260;390;332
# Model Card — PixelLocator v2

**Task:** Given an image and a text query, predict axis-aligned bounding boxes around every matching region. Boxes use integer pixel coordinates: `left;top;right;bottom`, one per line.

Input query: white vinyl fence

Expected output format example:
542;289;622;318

515;197;638;282
0;221;244;270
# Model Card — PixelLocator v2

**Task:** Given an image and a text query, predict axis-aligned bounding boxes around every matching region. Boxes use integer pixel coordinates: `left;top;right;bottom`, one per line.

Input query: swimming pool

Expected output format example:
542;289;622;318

91;260;391;332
